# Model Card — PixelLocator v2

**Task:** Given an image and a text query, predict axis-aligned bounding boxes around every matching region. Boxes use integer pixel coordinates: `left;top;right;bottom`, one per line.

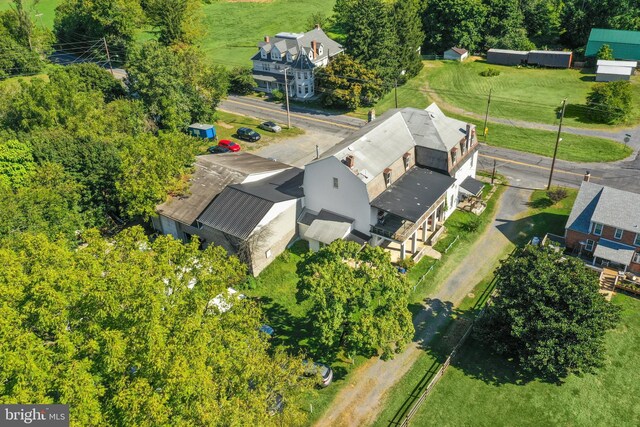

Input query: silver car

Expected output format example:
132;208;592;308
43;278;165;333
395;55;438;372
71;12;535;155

258;121;282;133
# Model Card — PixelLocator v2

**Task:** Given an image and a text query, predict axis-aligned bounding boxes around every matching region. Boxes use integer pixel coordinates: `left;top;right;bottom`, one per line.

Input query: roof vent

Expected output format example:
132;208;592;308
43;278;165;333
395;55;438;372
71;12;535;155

345;155;355;169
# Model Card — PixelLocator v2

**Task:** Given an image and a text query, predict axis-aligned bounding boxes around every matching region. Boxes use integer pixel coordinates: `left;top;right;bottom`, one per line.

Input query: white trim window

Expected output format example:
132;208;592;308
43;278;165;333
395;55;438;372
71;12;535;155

634;252;640;264
333;177;339;189
592;222;603;236
614;228;623;240
635;233;640;246
585;239;595;251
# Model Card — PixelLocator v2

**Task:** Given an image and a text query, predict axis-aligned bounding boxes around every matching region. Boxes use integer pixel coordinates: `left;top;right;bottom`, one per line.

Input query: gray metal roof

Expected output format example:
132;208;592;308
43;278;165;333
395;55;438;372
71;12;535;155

315;110;416;184
371;167;455;223
596;65;634;76
593;238;635;265
596;60;637;67
460;176;485;196
302;209;354;244
197;187;275;240
230;167;304;202
487;48;529;55
567;181;640;234
156;153;289;226
404;104;468;152
529;50;572;56
189;123;214;130
254;27;343;64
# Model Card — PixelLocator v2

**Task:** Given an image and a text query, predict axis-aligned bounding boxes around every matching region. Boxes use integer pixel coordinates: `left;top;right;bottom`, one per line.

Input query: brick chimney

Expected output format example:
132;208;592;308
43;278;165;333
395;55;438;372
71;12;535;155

345;155;355;169
264;35;270;43
584;171;591;182
312;40;318;59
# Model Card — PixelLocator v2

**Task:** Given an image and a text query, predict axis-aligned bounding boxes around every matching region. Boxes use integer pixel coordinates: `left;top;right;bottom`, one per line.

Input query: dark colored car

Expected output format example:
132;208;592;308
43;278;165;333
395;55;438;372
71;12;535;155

302;360;333;388
218;139;241;152
207;145;230;154
237;127;261;142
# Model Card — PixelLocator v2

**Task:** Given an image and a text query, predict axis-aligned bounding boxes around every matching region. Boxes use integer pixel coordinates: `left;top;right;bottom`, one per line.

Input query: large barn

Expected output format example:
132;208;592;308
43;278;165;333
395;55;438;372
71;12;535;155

586;28;640;61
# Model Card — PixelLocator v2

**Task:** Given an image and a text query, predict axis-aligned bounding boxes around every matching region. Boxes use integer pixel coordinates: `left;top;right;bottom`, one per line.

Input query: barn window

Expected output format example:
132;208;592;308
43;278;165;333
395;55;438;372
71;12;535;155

384;168;392;187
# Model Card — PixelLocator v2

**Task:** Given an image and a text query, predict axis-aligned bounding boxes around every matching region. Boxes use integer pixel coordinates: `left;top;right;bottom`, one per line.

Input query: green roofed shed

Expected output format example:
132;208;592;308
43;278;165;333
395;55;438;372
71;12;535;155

585;28;640;60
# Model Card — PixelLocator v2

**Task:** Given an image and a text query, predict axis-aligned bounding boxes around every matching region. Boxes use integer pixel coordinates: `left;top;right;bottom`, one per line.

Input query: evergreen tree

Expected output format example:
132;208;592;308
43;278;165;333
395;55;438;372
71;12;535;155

394;0;424;79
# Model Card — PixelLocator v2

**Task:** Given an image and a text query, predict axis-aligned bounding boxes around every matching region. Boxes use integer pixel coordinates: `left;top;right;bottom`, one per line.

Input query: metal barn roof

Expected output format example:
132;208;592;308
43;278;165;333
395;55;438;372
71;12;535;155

596;65;634;76
596;59;637;68
586;28;640;60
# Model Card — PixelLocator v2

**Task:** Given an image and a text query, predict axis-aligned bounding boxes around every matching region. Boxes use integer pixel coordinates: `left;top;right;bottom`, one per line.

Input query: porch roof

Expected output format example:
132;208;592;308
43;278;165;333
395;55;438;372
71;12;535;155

593;238;635;266
460;176;485;196
371;167;455;222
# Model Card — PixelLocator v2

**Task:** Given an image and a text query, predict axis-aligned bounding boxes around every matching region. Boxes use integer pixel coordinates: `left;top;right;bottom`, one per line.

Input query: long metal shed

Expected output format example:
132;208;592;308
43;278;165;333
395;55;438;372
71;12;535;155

486;49;529;66
527;50;572;68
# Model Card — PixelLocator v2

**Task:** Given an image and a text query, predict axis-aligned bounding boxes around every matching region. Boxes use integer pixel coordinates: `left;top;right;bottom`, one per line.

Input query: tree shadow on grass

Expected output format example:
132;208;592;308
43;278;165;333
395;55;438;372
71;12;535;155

495;212;569;246
258;297;312;354
527;196;554;209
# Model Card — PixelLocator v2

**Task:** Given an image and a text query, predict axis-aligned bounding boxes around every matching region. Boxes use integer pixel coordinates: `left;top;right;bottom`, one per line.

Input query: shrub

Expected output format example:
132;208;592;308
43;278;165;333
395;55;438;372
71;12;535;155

270;89;285;102
479;68;501;77
547;187;568;203
228;66;256;95
586;81;632;124
397;257;415;270
461;216;481;232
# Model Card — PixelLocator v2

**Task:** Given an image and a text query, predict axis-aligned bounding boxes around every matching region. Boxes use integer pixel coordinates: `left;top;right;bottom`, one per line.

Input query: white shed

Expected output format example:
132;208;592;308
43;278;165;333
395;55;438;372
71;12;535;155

596;65;634;82
444;47;469;62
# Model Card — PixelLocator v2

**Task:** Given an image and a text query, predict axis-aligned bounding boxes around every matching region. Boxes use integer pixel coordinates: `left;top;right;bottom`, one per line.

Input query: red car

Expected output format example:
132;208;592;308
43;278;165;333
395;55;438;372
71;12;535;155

218;139;241;152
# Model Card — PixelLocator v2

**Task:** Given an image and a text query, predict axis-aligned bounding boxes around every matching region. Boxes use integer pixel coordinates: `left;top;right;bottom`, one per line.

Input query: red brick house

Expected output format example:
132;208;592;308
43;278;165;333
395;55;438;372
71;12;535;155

565;181;640;273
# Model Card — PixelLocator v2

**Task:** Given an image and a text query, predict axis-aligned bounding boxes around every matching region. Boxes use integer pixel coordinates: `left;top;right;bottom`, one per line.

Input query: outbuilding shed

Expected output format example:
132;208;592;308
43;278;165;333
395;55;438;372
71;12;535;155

596;65;634;82
486;49;529;66
443;47;469;61
527;50;572;68
586;28;640;61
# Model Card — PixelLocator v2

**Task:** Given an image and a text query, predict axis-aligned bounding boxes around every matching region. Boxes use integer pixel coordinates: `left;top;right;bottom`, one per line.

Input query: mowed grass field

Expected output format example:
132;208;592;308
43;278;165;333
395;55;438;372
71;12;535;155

409;293;640;426
427;60;640;129
201;0;336;67
0;0;58;28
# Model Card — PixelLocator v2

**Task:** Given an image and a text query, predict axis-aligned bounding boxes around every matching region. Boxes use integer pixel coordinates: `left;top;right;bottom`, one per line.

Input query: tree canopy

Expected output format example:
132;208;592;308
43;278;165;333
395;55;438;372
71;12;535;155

586;81;633;124
315;54;383;109
298;240;414;360
475;246;620;380
0;228;312;425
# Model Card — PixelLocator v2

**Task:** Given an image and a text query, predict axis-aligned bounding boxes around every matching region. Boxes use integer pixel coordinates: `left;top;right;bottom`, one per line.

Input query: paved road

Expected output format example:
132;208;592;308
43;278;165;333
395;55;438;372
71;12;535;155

314;186;532;427
221;95;640;194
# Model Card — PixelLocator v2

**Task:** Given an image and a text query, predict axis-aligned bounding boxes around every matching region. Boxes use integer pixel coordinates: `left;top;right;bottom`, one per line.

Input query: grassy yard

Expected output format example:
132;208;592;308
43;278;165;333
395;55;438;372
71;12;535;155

0;0;58;28
374;186;582;427
201;0;336;67
409;292;640;426
206;110;304;153
446;110;633;163
427;59;640;129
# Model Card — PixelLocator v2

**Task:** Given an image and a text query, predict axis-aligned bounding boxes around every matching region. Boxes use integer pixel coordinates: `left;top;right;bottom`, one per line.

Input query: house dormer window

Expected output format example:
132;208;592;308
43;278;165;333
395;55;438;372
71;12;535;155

403;152;411;170
635;233;640;246
451;147;457;164
286;52;292;62
261;49;267;59
318;44;324;56
384;168;392;187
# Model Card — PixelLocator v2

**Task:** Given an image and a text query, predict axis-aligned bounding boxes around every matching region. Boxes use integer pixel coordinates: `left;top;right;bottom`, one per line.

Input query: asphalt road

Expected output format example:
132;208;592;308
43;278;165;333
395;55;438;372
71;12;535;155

221;95;640;194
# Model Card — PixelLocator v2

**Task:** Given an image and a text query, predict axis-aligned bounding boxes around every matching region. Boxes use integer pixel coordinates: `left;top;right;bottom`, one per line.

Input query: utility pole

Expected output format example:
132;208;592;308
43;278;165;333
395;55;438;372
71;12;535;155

491;159;496;184
103;37;114;76
483;88;492;142
547;98;567;190
283;67;291;129
394;79;398;109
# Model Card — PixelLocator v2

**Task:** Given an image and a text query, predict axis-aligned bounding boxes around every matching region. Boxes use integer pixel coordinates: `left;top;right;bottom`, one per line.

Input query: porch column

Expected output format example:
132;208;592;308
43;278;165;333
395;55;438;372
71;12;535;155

412;232;417;254
400;242;406;260
592;257;597;266
431;212;437;231
422;219;428;242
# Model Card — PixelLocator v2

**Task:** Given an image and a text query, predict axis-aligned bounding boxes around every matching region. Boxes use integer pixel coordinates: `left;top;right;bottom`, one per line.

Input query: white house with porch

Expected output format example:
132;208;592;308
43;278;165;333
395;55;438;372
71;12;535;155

301;104;482;260
251;26;343;99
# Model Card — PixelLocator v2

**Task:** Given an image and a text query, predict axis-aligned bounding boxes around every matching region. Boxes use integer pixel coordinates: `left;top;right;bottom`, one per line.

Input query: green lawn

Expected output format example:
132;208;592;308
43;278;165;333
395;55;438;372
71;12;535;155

427;59;640;129
200;0;336;67
374;186;582;427
446;110;633;162
409;293;640;426
0;0;59;28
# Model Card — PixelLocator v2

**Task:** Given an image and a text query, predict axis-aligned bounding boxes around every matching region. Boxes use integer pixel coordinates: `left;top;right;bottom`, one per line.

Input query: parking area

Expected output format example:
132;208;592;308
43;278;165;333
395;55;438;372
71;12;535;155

253;128;343;167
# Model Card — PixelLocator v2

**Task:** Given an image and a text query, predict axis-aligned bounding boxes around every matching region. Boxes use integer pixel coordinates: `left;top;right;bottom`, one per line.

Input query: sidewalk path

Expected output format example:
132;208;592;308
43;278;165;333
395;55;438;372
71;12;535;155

314;186;532;427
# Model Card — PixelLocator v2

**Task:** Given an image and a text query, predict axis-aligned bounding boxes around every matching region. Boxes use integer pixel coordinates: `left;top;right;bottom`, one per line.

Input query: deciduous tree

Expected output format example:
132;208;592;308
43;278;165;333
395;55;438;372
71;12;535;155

315;54;383;109
421;0;486;54
299;240;414;360
475;246;621;380
586;81;633;124
143;0;203;46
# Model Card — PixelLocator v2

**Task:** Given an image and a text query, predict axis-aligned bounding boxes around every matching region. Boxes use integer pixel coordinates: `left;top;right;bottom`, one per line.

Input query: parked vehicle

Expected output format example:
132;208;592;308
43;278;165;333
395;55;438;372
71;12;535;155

258;121;282;133
302;360;333;387
188;123;216;140
207;146;230;154
259;324;275;337
237;127;261;142
218;139;241;152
